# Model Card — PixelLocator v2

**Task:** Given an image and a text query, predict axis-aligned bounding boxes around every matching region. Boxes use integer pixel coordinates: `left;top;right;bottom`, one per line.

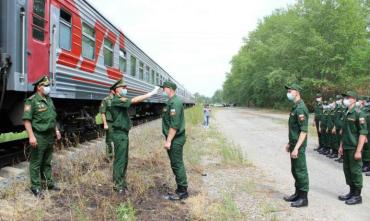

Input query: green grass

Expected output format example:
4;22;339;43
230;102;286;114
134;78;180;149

185;105;204;126
213;192;244;221
116;201;136;221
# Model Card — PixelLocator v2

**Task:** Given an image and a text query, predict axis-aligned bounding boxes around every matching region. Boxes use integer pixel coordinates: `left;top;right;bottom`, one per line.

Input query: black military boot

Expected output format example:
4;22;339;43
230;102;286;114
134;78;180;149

166;186;189;201
345;189;362;205
283;189;299;202
31;188;45;199
338;186;354;201
291;191;308;208
48;184;61;191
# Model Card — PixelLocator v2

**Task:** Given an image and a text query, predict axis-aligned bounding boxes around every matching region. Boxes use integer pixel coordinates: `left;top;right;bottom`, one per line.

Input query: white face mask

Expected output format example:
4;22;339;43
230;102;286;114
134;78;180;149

43;86;51;95
355;101;362;108
316;98;322;102
119;88;128;96
287;92;294;101
343;98;352;107
336;100;342;105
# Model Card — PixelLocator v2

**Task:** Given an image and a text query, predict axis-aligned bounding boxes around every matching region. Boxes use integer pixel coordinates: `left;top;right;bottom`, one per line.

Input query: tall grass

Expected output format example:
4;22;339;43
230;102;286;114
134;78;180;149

185;105;204;126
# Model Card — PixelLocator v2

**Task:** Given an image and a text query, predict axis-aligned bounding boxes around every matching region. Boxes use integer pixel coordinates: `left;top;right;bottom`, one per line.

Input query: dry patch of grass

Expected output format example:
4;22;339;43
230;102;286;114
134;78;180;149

0;105;285;221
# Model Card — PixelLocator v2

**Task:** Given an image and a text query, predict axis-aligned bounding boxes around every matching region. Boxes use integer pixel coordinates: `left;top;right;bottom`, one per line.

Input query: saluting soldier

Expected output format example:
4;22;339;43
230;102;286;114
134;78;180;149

283;83;309;208
338;91;368;205
22;76;61;198
109;78;159;194
334;95;345;162
313;93;323;151
100;87;115;161
161;81;189;200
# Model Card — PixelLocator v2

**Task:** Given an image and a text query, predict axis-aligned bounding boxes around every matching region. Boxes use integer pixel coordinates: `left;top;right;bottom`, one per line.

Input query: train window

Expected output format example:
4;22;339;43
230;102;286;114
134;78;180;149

145;66;150;82
59;9;72;51
32;0;46;41
82;23;95;60
119;49;127;73
104;38;113;67
139;62;144;80
160;75;163;85
130;55;136;76
156;73;159;85
151;70;155;84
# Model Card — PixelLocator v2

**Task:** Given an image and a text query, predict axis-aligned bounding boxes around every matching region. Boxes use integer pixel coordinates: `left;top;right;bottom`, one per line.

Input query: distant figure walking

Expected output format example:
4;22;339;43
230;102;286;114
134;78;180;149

203;105;211;128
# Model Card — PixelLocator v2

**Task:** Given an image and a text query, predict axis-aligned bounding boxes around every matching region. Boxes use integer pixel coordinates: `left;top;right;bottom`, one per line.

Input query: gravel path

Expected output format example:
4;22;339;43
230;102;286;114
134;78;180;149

215;107;370;221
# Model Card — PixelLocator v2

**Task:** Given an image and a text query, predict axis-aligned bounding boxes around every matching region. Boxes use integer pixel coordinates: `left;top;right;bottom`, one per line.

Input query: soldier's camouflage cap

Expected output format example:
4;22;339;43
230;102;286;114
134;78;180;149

316;93;322;98
284;83;302;92
323;101;328;105
160;80;177;90
358;95;367;101
111;78;127;90
341;91;358;100
32;75;50;87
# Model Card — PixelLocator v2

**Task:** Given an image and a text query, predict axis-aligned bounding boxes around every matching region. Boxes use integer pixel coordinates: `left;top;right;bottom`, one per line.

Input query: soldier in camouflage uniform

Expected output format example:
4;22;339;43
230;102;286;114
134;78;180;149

100;87;115;161
22;76;61;198
313;93;323;152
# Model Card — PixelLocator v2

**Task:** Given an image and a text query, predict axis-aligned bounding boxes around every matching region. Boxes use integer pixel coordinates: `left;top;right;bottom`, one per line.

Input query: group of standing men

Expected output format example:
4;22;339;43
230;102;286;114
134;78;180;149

284;83;369;208
23;76;189;201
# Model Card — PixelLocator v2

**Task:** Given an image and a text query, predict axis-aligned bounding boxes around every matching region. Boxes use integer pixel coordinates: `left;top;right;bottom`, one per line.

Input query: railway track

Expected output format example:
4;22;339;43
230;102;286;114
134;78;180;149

0;114;161;184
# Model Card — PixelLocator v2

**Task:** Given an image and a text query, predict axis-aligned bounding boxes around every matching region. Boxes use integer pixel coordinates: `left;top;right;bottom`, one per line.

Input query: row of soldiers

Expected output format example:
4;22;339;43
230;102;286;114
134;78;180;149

23;76;189;201
313;93;370;176
284;85;368;208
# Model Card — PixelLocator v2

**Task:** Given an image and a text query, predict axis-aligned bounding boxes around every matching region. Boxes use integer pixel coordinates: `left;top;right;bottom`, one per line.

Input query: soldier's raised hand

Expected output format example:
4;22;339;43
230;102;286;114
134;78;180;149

148;86;160;97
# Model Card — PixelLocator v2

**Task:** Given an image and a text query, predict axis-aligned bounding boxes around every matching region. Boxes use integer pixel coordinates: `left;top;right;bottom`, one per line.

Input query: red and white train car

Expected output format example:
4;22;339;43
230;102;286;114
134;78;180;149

0;0;195;140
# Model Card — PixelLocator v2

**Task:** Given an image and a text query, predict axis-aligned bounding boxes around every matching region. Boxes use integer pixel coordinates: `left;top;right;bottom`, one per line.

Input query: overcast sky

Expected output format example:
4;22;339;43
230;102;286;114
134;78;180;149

90;0;296;97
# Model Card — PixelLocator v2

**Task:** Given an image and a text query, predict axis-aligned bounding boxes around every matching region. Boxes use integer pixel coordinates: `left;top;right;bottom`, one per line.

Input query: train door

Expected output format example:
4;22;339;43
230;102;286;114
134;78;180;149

27;0;50;83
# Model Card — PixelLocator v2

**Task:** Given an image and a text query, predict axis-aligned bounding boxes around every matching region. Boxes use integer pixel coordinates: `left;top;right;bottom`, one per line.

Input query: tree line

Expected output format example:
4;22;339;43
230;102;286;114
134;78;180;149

221;0;369;110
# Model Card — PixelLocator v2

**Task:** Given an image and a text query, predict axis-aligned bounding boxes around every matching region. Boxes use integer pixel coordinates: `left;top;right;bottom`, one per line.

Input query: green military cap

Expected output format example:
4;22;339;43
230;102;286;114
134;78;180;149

160;80;177;90
284;83;303;92
341;91;358;100
335;94;343;99
111;78;127;90
316;93;322;98
32;75;50;87
358;95;367;101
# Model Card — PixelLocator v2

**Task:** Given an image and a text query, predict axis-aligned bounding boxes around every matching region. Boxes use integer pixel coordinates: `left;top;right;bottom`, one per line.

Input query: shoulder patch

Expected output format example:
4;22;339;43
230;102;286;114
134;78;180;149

359;117;366;124
24;105;31;112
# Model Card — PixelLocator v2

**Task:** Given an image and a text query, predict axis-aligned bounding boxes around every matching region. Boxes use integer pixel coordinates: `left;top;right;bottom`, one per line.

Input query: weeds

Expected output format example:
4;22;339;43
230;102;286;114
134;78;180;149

116;201;136;221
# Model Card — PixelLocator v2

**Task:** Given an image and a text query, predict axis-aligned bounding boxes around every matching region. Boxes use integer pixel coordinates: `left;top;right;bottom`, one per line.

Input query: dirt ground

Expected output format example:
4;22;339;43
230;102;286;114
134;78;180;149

215;107;370;221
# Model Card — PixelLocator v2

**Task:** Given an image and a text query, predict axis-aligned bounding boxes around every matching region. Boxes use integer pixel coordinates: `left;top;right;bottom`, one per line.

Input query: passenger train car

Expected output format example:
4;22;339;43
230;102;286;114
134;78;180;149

0;0;195;144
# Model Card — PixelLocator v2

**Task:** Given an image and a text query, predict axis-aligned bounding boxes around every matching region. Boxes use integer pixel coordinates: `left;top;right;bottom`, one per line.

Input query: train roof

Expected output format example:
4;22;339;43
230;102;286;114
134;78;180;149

83;0;190;94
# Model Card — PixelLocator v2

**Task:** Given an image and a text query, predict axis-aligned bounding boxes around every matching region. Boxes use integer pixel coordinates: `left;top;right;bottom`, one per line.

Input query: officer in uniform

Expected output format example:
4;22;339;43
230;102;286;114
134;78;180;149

100;87;115;161
364;96;370;176
327;98;336;158
313;93;323;151
360;96;370;172
22;76;61;198
283;83;309;207
109;78;159;194
318;101;329;155
334;95;345;162
338;91;368;205
161;81;188;200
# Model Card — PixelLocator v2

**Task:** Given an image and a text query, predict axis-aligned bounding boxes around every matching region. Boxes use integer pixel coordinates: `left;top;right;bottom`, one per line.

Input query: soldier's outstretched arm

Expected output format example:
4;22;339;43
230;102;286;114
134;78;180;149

131;86;160;104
